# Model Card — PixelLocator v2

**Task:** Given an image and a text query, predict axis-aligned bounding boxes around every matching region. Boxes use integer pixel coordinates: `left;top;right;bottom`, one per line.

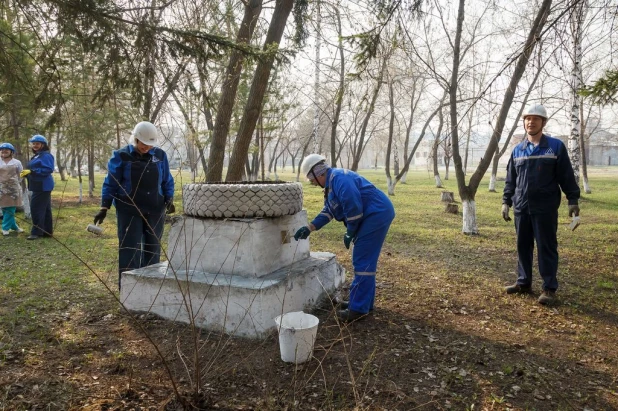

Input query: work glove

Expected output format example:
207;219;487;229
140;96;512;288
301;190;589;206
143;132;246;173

568;204;580;217
93;208;108;225
20;169;31;178
343;230;356;249
294;226;311;241
166;202;176;214
501;204;512;222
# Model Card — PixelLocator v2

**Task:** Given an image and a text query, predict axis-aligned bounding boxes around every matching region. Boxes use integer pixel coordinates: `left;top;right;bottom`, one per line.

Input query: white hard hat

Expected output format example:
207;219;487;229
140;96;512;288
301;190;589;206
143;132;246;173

132;121;158;146
301;154;326;177
522;104;548;120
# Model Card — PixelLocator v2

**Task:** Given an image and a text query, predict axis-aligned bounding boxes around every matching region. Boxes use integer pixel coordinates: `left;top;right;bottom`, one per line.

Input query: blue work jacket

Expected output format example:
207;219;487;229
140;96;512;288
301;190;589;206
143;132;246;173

101;145;174;213
503;134;580;214
311;168;394;234
27;150;55;192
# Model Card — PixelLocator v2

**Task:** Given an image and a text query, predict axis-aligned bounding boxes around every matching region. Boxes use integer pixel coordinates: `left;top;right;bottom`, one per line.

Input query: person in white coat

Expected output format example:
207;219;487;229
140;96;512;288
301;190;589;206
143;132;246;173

0;143;25;236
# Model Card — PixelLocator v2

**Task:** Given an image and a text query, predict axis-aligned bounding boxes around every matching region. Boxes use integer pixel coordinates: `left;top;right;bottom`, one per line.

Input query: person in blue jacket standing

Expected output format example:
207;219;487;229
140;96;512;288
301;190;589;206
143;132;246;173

294;154;395;322
502;104;580;305
93;121;175;289
23;135;55;240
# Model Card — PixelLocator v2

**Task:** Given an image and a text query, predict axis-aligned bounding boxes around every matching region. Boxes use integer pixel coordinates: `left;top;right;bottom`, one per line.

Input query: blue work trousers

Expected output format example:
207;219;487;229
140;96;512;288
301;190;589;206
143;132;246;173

348;212;394;314
30;191;53;236
116;210;165;288
514;210;559;291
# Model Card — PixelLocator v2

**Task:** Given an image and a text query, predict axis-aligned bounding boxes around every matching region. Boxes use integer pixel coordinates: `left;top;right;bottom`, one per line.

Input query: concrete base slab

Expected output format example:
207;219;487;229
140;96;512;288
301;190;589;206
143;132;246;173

120;252;345;339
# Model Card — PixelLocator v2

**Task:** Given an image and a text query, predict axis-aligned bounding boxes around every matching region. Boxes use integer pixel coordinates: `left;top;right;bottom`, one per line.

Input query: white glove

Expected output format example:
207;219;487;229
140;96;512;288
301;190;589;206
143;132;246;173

501;204;511;222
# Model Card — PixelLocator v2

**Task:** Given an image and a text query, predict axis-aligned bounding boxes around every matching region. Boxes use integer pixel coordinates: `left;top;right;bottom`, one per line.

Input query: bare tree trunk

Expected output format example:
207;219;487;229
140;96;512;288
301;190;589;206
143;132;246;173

451;0;552;234
226;0;293;181
433;106;445;188
330;5;345;167
151;60;188;122
350;55;388;171
311;0;321;154
206;0;263;182
579;100;591;193
260;115;266;180
463;104;474;175
568;0;587;184
141;0;158;119
385;76;395;195
113;93;121;149
88;139;95;197
171;90;209;176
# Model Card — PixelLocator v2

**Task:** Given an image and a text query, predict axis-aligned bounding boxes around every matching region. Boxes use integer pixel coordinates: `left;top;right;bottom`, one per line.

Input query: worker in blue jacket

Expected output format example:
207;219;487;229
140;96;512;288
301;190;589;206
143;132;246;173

23;135;55;240
502;104;580;305
294;154;395;322
93;121;175;289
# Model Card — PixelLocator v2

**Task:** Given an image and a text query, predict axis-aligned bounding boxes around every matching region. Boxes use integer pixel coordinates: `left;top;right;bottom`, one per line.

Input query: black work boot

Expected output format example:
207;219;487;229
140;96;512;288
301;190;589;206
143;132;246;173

505;283;531;294
336;309;368;323
538;290;557;305
337;301;374;311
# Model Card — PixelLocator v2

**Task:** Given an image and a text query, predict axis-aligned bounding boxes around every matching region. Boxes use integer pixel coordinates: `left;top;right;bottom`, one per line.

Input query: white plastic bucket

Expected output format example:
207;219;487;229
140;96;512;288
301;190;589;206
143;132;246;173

274;311;319;364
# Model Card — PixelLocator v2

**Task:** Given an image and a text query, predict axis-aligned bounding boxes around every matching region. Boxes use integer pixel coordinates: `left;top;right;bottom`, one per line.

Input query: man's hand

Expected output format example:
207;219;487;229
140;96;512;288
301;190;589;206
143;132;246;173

343;231;356;249
568;204;580;217
166;202;176;214
501;204;512;222
294;226;311;241
20;169;31;178
94;208;108;225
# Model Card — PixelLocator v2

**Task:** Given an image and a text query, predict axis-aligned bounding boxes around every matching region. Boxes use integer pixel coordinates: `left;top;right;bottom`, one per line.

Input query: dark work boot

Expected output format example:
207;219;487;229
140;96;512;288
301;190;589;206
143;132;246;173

336;309;368;323
538;290;557;305
337;301;374;312
505;283;531;294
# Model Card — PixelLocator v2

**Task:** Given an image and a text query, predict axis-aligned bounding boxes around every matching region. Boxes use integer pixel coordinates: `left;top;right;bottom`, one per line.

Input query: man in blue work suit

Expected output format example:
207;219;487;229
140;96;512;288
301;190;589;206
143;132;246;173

294;154;395;322
502;104;580;305
93;121;175;289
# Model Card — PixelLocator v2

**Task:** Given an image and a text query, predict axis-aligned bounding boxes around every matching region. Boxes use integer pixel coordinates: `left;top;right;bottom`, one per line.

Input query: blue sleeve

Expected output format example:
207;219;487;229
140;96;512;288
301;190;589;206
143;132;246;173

502;156;516;206
310;206;333;230
160;151;175;203
556;142;580;204
101;151;124;208
333;174;363;233
30;153;54;176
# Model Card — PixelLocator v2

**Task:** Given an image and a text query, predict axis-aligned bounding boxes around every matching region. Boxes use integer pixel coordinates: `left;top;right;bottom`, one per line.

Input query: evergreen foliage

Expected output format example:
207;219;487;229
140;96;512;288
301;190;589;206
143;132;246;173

580;69;618;105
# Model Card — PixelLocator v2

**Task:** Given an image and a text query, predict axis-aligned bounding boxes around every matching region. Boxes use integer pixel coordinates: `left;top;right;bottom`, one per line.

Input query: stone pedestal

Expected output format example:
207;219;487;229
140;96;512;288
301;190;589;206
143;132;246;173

120;252;344;338
121;210;345;339
168;212;310;277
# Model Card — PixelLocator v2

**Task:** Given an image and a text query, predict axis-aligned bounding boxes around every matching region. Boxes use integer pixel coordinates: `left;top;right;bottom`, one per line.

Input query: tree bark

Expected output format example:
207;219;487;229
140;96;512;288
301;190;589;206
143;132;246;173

433;105;445;187
226;0;293;181
568;0;587;184
385;76;395;195
330;5;345;167
206;0;263;182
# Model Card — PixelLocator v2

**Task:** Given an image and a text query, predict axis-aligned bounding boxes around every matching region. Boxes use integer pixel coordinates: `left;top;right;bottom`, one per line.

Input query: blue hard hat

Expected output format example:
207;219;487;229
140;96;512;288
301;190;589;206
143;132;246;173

0;143;15;152
29;134;48;144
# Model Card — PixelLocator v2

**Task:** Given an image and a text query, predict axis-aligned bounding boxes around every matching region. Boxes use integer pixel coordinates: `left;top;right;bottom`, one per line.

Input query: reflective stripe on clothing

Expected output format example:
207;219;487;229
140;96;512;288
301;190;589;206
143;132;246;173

354;271;376;276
